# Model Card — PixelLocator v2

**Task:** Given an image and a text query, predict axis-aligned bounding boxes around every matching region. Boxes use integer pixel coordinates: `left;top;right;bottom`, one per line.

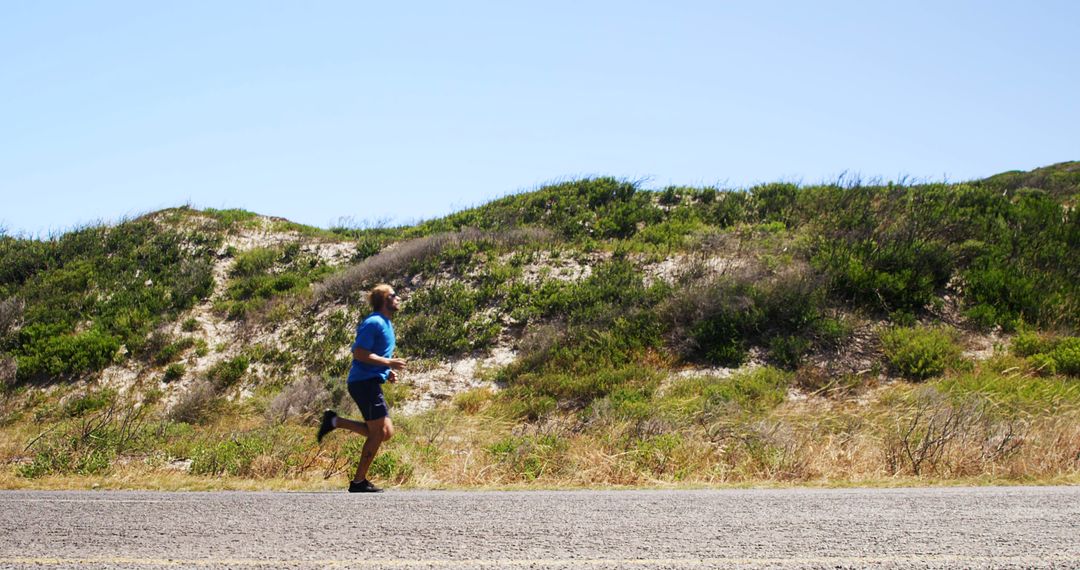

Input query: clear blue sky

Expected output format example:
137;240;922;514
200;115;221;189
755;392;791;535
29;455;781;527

2;1;1077;237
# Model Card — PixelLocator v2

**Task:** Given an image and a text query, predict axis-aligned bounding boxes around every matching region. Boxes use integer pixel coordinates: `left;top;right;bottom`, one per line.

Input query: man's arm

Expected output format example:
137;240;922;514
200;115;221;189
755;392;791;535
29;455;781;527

352;347;407;370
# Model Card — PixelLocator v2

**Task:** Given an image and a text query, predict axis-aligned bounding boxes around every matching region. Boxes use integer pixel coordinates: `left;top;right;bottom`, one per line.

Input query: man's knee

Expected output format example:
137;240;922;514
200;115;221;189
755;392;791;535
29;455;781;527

367;418;393;442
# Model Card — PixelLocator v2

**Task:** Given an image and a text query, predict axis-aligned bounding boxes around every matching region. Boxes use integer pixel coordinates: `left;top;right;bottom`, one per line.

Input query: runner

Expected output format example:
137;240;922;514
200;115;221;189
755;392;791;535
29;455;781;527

316;283;407;493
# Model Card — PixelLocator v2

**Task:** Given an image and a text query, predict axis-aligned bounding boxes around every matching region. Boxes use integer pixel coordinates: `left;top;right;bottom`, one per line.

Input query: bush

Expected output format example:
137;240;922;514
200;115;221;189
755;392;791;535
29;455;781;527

229;247;279;278
668;267;827;368
19;445;114;478
62;388;116;418
0;356;15;389
15;328;120;381
659;367;791;420
187;427;311;481
168;380;219;424
163;363;185;383
206;356;249;388
453;387;496;414
2;218;220;384
266;376;333;423
634;433;684;475
1049;338;1080;376
768;335;811;369
1028;353;1058;376
488;434;565;480
190;432;273;477
1013;333;1080;377
368;449;414;484
154;337;196;366
397;282;499;357
1012;330;1053;357
0;297;24;341
880;326;963;380
17;394;150;478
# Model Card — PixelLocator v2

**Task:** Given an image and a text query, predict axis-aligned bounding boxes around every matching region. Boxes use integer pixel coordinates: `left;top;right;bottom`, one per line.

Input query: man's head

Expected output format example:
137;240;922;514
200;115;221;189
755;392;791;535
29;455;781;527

369;284;400;315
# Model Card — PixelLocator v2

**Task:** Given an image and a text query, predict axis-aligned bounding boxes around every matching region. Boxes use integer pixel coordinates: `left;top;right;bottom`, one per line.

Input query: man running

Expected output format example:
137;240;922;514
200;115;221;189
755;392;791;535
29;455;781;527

317;284;407;493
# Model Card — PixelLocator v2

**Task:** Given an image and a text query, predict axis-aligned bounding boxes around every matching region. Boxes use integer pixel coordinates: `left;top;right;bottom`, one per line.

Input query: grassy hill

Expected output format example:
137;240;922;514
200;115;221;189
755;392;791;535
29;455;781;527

0;162;1077;489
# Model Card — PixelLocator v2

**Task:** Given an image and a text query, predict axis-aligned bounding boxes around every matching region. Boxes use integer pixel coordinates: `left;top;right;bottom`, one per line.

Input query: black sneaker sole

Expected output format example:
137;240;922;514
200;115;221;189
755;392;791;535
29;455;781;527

348;480;383;493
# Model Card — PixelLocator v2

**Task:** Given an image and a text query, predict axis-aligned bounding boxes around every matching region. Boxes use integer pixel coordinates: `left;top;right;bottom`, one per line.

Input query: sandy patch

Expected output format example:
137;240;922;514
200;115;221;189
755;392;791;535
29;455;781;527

397;346;516;415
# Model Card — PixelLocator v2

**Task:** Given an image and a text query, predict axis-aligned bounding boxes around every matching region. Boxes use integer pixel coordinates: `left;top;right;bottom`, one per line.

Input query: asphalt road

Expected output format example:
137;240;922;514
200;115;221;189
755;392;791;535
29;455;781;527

1;486;1077;569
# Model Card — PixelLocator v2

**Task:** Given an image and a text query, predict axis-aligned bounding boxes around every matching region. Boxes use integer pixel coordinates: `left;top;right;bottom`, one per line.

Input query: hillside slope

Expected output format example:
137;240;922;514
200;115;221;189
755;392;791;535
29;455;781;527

0;163;1077;489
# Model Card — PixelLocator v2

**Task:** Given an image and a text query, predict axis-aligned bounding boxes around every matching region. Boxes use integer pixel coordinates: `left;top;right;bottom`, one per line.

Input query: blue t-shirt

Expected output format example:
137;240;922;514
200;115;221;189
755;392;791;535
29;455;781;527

347;313;396;383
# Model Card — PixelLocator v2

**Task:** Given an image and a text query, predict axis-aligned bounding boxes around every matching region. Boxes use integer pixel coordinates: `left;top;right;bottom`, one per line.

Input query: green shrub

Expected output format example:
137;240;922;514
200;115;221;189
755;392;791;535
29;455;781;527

2;218;218;384
672;269;827;368
1028;353;1058;376
397;282;499;357
634;433;684;475
19;445;114;478
690;313;750;367
880;326;963;380
488;434;565;480
163;363;185;383
503;364;662;413
1011;330;1053;357
190;433;272;476
62;389;116;418
594;387;654;422
368;449;414;483
229;247;278;278
811;239;950;314
750;182;799;224
16;328;120;381
206;356;249;388
659;367;791;419
768;335;811;369
1013;333;1080;377
1049;338;1080;376
154;337;196;366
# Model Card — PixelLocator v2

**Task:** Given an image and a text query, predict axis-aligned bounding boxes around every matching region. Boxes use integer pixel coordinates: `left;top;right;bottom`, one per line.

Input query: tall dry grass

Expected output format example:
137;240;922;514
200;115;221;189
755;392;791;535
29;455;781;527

312;228;553;304
4;369;1078;490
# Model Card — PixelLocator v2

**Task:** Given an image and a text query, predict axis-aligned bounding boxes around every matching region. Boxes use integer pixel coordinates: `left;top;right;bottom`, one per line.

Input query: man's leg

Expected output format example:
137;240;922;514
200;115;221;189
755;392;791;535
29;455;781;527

333;416;369;437
353;416;394;482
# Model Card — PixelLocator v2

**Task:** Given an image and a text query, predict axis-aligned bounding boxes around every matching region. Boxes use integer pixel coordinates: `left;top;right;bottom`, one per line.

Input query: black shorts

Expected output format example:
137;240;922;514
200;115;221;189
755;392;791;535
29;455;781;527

348;380;389;421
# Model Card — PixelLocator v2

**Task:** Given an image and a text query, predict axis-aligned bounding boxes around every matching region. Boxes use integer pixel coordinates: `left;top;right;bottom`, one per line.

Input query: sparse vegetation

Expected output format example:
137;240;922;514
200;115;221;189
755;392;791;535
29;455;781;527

1;164;1078;489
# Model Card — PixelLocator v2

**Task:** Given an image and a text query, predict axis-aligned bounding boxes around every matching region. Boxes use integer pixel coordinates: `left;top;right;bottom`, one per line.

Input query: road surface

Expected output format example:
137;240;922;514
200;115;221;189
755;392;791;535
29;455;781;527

1;486;1078;569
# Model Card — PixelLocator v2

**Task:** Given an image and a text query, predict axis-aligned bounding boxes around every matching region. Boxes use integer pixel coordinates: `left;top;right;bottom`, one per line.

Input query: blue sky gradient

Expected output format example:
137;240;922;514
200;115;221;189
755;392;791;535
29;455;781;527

2;1;1077;236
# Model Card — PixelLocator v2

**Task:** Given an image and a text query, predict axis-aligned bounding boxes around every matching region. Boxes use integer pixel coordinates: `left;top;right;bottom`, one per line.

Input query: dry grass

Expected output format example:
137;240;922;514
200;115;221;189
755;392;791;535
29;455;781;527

312;228;553;304
3;365;1079;491
0;297;23;340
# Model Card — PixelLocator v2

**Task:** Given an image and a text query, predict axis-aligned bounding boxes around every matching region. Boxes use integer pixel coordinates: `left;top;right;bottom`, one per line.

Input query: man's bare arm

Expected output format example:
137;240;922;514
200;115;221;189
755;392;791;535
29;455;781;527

352;347;407;370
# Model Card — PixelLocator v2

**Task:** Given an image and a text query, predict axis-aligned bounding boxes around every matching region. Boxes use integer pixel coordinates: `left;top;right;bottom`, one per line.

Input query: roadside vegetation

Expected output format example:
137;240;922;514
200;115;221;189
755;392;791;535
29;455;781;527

1;162;1077;489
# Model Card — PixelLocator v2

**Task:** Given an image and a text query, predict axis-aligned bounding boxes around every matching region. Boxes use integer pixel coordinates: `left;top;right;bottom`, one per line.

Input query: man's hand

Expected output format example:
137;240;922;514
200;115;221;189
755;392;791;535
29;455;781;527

388;370;398;383
387;358;407;371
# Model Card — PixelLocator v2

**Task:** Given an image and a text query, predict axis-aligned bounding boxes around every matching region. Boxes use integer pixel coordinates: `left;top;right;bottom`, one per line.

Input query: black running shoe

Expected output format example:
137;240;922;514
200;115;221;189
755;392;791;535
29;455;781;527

317;410;337;443
348;479;383;493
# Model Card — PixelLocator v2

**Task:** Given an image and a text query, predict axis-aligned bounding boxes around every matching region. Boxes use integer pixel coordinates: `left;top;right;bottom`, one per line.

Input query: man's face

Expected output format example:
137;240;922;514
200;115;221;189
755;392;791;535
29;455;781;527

386;290;401;313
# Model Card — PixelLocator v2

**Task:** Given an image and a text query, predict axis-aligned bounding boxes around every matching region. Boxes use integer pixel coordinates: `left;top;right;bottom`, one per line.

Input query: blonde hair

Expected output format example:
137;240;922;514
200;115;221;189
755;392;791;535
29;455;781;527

369;284;395;311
